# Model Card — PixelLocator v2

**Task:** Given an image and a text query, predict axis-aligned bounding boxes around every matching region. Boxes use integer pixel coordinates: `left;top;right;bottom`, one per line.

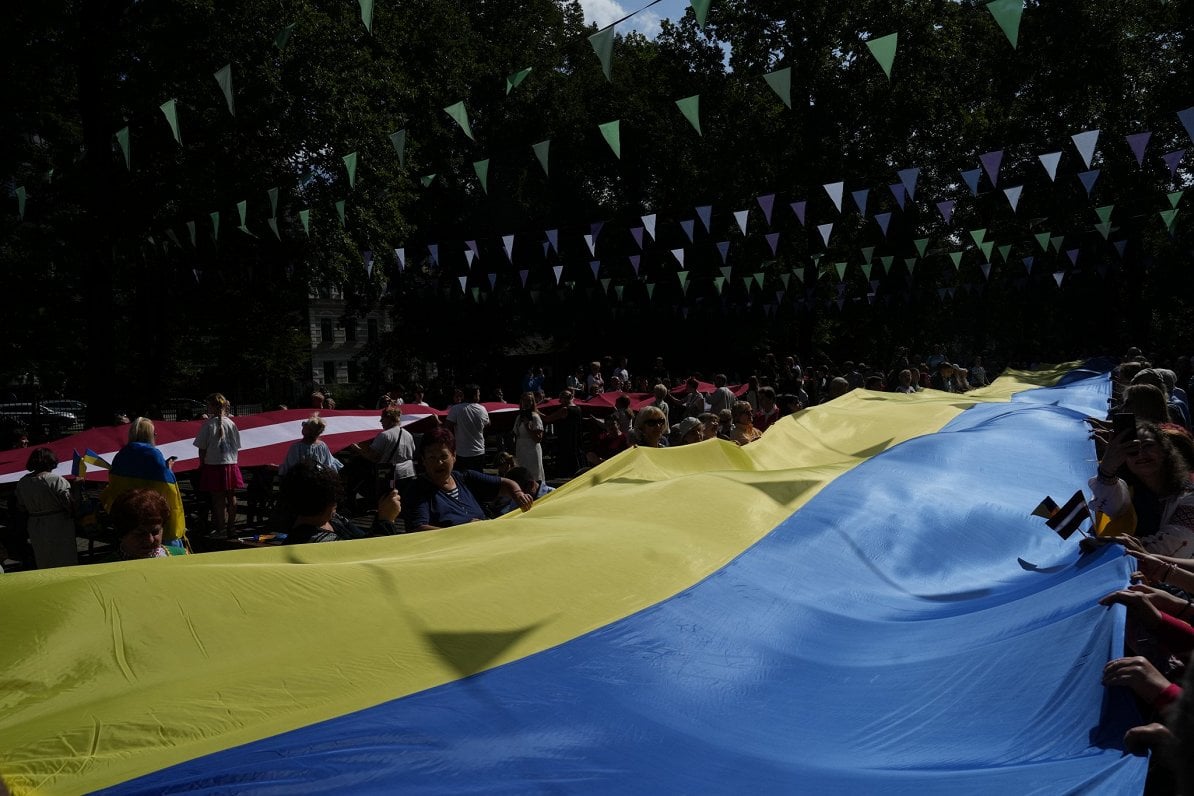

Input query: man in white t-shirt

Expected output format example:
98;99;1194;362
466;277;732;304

708;373;736;415
445;384;490;471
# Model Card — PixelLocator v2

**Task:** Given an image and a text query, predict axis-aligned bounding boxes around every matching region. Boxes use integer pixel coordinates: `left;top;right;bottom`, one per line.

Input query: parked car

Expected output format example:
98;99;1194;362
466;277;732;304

42;399;88;418
0;402;81;439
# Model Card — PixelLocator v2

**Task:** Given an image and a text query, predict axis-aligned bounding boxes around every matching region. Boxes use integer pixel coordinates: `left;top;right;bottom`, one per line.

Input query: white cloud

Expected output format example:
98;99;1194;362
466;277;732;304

579;0;664;38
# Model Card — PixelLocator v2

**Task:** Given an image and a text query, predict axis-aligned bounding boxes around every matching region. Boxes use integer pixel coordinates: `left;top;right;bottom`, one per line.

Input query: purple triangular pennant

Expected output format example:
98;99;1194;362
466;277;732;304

457;275;467;292
1071;129;1100;169
671;248;685;268
875;212;892;237
980;150;1003;187
519;268;529;287
695;205;712;231
1178;106;1194;145
817;223;833;247
680;219;695;242
756;193;776;225
1022;256;1034;274
552;265;564;285
1038;152;1062;182
1163;150;1185;179
1077;169;1100;197
1053;271;1065;288
936;200;955;224
897;167;920;201
545;229;558;252
428;243;440;266
488;272;497;289
630;226;644;249
721;266;732;280
851;189;869;216
823;182;845;213
590;221;604;242
960;168;981;196
1004;185;1023;211
502;234;515;262
590;260;600;278
1066;248;1079;265
889;183;906;210
629;254;641;275
1126;132;1151;167
790;201;807;226
464;249;475;268
766;232;780;255
716;240;730;263
395;247;405;270
979;262;991;280
1114;240;1127;257
541;241;550;257
584;234;596;256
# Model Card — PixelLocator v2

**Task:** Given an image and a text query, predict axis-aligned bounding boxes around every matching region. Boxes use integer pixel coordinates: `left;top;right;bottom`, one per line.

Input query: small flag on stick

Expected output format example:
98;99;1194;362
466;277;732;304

1042;490;1091;539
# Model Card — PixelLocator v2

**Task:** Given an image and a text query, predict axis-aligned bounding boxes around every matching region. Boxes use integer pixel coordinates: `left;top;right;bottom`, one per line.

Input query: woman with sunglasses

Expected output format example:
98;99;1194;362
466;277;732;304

1091;421;1194;557
634;406;669;448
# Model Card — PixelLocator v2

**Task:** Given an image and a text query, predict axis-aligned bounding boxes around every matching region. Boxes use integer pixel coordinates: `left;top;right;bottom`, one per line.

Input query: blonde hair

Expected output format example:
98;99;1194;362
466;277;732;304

206;393;230;439
634;405;666;432
128;417;155;444
301;414;327;441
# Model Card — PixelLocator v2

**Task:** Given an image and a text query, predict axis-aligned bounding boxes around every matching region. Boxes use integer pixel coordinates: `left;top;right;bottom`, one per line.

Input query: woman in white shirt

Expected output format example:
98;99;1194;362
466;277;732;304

193;392;243;535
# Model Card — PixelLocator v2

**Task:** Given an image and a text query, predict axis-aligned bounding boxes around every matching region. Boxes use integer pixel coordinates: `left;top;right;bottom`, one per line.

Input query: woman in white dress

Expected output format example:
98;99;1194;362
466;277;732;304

15;447;77;568
513;392;545;482
193;392;243;535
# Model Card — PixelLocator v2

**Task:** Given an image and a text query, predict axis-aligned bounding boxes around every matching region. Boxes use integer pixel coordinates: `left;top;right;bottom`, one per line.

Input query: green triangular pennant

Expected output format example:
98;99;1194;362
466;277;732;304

913;237;928;257
601;277;611;292
335;200;346;226
299;209;311;236
159;99;181;145
986;0;1024;48
1034;232;1050;251
714;276;726;293
237;224;256;238
969;228;987;245
1049;235;1064;252
753;271;765;289
949;251;963;269
506;67;532;94
274;22;296;50
763;67;792;109
1168;191;1184;209
677;272;689;289
615;285;625;300
473;158;489;194
861;263;873;280
689;0;712;28
267;217;280;241
1160;209;1179;231
209;210;220;241
443;101;474;141
213;64;235;116
359;0;374;33
997;244;1012;262
186;220;196;246
342;152;358;189
1094;222;1112;239
1095;205;1114;224
780;273;791;288
979;240;994;260
420;173;437;187
861;246;875;264
906;258;917;275
865;33;898;80
589;26;615;82
532;140;550;176
236;199;247;226
675;94;701;135
15;186;26;220
389;129;407;167
598;120;621;159
115;126;130;170
646;281;655;299
834;261;848;281
267;187;279;217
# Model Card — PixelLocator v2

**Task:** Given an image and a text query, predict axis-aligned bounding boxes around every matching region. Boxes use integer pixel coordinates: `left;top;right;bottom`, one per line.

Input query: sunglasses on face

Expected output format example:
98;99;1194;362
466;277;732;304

645;419;665;427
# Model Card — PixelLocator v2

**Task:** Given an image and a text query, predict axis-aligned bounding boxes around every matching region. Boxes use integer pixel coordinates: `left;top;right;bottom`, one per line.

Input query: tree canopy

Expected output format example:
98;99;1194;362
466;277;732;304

2;0;1191;412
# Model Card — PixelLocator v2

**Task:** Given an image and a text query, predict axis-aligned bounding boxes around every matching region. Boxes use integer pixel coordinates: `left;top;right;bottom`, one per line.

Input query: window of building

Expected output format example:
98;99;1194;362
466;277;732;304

323;360;337;385
367;318;378;342
347;361;360;384
320;318;333;343
344;318;357;342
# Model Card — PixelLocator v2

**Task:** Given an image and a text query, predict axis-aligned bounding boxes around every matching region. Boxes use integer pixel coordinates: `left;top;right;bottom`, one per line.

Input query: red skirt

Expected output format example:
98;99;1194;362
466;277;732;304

198;463;245;492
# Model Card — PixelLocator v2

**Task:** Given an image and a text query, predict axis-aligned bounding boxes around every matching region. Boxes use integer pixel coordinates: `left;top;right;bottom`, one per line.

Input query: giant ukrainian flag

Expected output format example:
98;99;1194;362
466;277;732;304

0;366;1146;794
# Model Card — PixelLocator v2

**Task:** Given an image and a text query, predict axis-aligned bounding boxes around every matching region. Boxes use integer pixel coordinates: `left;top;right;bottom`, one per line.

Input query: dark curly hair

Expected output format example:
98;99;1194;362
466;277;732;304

278;459;344;516
26;447;58;473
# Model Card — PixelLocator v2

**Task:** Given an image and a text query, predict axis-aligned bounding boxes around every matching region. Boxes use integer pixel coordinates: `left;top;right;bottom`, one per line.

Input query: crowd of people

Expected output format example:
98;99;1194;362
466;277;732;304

5;347;1194;783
